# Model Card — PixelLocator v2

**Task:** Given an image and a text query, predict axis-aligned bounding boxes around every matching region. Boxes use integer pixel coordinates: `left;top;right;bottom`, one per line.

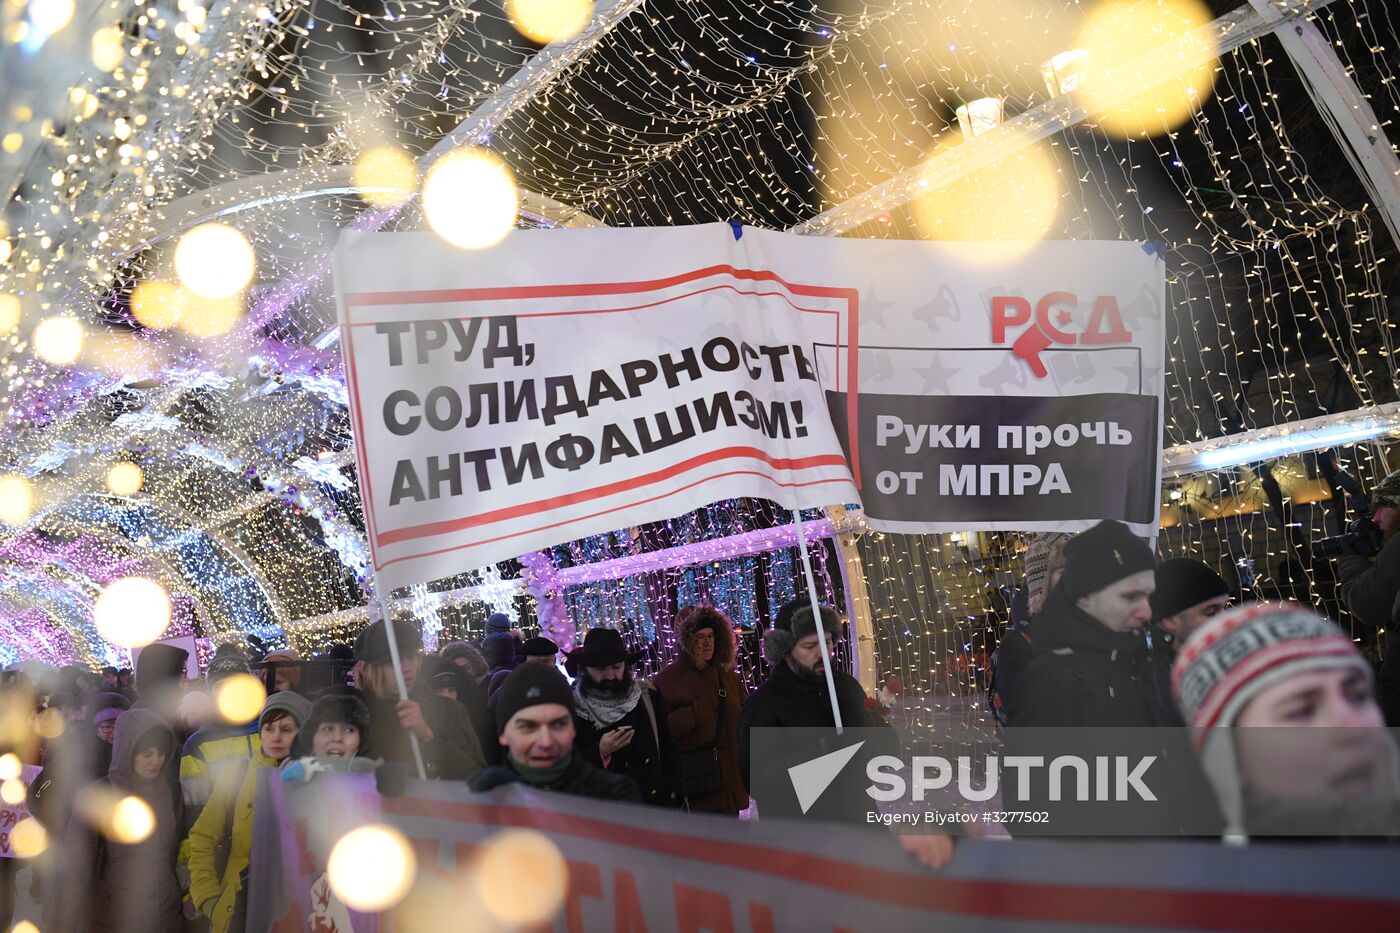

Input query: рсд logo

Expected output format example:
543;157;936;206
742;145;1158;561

991;293;1133;378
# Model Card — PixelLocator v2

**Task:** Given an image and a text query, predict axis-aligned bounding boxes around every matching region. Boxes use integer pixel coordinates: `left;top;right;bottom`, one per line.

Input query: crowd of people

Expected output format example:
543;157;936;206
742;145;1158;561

3;481;1400;930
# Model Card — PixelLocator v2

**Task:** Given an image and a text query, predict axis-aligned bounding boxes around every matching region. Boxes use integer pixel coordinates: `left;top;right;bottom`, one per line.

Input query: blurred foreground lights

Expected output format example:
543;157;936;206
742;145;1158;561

476;829;568;925
106;461;144;496
423;148;518;250
175;223;255;298
506;0;593;44
92;24;125;71
10;816;47;857
214;673;266;724
94;576;171;648
132;280;242;336
1042;49;1090;97
110;795;156;843
955;97;1004;140
36;707;66;739
0;294;20;333
1;777;25;804
910;138;1061;261
0;753;20;780
1073;0;1218;139
178;292;243;338
0;475;34;525
11;920;40;933
328;825;416;912
353;146;417;208
33;316;85;364
29;0;76;34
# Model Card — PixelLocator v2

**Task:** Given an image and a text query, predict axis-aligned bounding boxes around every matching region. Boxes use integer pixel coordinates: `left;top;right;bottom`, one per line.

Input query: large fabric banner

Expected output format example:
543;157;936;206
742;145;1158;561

248;773;1399;932
334;224;1162;587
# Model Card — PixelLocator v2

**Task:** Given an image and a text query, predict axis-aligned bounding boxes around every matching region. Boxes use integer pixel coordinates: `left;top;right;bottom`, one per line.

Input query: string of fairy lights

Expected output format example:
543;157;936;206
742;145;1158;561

0;0;1393;710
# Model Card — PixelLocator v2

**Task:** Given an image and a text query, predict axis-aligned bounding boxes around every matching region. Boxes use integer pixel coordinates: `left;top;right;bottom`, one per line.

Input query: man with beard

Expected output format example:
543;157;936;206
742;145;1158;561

739;602;954;870
567;627;682;808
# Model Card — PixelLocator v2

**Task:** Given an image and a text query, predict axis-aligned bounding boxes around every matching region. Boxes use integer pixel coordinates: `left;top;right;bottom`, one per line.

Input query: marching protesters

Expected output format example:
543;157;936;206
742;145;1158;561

187;692;310;933
1174;602;1400;839
180;688;213;735
435;643;495;759
1148;558;1231;659
279;691;379;784
468;664;640;802
354;618;487;779
522;635;560;667
654;605;750;814
1335;469;1400;725
739;601;953;870
568;627;682;807
1008;521;1174;728
483;629;519;703
52;708;183;933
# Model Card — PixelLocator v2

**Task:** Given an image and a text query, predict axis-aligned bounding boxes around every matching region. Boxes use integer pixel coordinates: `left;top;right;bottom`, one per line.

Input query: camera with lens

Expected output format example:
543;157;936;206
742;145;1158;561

1314;514;1384;559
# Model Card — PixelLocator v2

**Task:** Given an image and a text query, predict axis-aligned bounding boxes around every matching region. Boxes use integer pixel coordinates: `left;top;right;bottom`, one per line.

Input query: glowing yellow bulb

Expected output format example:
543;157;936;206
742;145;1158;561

177;291;244;338
2;132;22;154
422;148;518;250
106;461;144;496
475;829;568;925
11;920;39;933
29;0;76;34
32;316;85;365
10;816;47;857
214;673;266;724
910;139;1062;261
0;753;20;781
92;25;126;71
0;239;10;263
174;223;255;298
0;475;34;526
506;0;592;45
327;825;416;912
0;294;20;333
353;146;417;208
110;795;156;843
0;777;25;804
130;280;188;330
36;707;66;739
1073;0;1218;139
94;576;171;648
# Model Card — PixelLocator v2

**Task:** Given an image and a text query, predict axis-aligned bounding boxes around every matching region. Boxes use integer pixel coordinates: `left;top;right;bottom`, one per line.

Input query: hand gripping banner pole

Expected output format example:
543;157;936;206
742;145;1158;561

373;589;429;780
793;509;845;733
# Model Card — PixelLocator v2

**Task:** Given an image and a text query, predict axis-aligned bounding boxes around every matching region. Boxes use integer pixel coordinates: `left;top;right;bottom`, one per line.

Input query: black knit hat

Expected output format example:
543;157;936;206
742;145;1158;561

493;664;575;733
566;628;639;670
354;618;422;665
1149;558;1230;623
1059;521;1156;600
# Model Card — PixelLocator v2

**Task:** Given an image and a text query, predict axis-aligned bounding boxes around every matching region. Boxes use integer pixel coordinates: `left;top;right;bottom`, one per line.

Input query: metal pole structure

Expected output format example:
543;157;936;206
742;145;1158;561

793;509;845;733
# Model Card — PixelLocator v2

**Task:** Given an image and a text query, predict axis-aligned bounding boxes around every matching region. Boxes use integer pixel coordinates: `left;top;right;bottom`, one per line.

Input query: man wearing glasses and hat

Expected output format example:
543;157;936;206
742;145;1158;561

566;627;682;808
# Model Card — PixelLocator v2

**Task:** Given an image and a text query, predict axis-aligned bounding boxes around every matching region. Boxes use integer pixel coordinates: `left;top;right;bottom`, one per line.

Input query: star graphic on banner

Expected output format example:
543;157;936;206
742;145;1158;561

910;284;961;331
1052;352;1098;387
1115;360;1163;394
865;350;897;388
979;353;1028;393
860;290;899;331
914;352;958;394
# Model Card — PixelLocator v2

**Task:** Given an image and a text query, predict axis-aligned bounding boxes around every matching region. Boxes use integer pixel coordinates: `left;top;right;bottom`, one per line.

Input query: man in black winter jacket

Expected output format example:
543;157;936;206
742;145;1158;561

469;664;639;802
740;602;953;870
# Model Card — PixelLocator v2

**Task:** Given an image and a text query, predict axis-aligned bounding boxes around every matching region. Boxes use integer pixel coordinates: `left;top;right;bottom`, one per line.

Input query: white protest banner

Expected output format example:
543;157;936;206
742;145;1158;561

731;230;1165;537
333;223;859;591
334;224;1163;588
248;773;1400;932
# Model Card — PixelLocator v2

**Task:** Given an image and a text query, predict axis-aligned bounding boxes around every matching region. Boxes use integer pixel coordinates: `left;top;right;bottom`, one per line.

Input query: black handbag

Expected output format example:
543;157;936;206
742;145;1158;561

680;668;727;800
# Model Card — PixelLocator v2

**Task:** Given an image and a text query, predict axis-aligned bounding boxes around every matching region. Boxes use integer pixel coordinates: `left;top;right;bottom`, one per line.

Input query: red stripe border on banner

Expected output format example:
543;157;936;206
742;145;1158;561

381;796;1396;931
341;264;862;568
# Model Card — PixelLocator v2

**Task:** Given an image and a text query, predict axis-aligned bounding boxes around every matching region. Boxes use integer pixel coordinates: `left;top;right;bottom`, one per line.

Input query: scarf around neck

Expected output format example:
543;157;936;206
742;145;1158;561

573;679;643;729
508;750;573;787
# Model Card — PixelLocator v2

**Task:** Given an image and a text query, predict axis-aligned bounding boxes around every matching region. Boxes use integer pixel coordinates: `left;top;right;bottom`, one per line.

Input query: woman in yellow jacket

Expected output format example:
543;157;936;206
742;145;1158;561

187;691;309;933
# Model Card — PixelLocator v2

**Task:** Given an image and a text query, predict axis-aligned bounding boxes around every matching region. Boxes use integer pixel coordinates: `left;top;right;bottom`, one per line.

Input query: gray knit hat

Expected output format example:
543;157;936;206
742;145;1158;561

763;604;842;663
259;690;311;728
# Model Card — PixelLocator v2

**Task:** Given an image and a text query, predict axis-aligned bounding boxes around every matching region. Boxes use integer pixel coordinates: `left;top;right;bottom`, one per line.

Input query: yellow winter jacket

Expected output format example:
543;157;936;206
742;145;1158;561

186;753;273;933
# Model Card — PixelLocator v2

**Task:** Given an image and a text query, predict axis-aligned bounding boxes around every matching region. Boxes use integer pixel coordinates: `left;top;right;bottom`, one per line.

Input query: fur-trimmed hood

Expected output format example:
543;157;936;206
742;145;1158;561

673;606;736;671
